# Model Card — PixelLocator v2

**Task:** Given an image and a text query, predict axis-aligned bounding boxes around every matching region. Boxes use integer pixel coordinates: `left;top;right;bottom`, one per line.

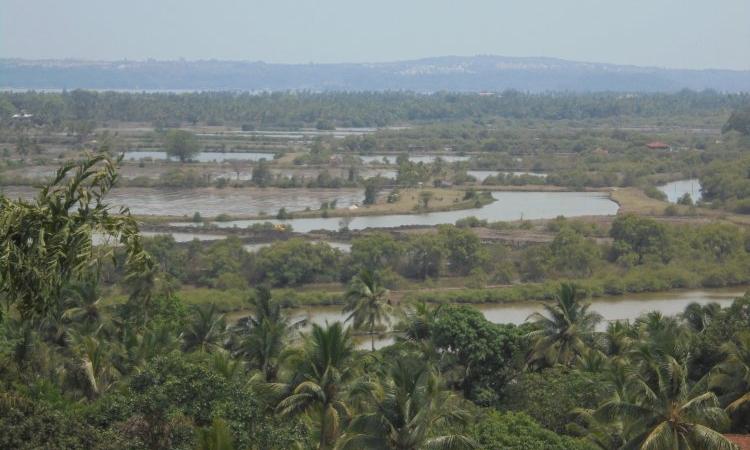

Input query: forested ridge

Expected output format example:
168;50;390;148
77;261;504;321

3;56;750;92
1;90;747;128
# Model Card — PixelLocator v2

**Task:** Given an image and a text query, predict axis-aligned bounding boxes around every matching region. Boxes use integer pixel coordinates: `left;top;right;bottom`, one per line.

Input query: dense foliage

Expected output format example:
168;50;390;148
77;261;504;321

136;214;750;311
3;153;750;449
1;90;746;128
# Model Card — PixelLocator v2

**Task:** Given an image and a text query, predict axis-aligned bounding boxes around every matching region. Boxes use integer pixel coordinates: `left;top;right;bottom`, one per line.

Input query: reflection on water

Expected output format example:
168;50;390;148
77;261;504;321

658;179;702;203
123;151;276;162
179;191;618;232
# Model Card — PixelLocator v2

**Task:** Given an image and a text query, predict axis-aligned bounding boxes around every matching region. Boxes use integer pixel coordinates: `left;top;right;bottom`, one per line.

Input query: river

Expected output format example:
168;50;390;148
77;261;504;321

285;286;747;349
177;191;618;232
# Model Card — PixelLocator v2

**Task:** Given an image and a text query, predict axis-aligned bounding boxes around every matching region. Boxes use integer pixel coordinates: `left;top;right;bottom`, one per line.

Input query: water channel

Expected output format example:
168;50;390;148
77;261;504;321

177;191;619;232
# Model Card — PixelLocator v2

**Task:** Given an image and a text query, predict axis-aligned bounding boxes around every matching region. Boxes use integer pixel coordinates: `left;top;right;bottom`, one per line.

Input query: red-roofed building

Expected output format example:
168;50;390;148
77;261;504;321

646;141;671;150
726;434;750;449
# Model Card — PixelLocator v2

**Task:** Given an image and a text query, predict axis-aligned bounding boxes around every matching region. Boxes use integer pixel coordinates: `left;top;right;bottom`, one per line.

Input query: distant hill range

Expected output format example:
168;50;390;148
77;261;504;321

2;56;749;93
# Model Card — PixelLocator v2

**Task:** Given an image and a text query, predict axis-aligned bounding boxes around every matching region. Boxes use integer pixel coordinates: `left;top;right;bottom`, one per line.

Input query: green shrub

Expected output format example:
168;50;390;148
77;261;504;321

470;410;596;450
213;272;248;291
0;394;117;450
664;204;679;216
644;185;668;201
497;368;612;434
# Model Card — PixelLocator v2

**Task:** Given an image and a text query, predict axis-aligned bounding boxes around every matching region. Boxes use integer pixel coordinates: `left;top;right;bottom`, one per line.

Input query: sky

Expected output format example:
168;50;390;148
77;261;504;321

1;0;749;70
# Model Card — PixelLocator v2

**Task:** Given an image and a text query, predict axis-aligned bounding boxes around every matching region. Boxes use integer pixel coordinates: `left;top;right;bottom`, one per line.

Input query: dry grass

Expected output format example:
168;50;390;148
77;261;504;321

274;152;305;165
610;187;672;215
610;187;750;228
367;188;465;213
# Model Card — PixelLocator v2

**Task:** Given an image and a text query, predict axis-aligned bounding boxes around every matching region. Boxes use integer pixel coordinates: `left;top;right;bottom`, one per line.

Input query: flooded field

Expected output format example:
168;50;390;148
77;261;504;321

123;151;276;162
1;186;363;217
182;191;618;232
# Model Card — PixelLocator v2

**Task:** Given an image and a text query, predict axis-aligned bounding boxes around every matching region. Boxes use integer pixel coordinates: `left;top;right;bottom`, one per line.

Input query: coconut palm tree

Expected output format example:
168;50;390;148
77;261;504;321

210;350;244;381
35;304;69;347
576;347;609;373
711;331;750;432
682;302;721;333
601;320;635;357
337;357;477;450
276;322;356;450
343;270;393;351
526;283;602;368
229;287;303;381
195;418;235;450
60;277;115;339
116;322;180;375
400;301;443;343
629;312;691;384
181;304;226;353
1;319;60;382
61;278;103;326
568;408;624;450
66;331;121;399
594;355;735;449
635;311;684;340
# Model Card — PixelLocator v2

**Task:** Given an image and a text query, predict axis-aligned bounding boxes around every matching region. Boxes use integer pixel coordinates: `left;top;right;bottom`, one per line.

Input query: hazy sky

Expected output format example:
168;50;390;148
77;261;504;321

2;0;749;70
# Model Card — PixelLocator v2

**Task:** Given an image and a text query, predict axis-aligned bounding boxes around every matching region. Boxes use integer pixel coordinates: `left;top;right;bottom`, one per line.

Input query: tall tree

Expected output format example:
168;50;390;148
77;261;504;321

594;356;735;449
711;331;750;432
438;225;483;275
343;270;393;351
339;357;477;450
407;234;446;280
195;418;236;450
526;283;602;368
181;304;226;353
276;322;355;450
66;331;121;400
61;277;104;328
230;287;302;381
610;214;672;265
0;154;152;322
682;302;721;333
164;129;200;162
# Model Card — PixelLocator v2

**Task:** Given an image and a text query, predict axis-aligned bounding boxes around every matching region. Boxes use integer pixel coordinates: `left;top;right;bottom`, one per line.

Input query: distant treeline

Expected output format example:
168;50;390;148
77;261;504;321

1;90;747;128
